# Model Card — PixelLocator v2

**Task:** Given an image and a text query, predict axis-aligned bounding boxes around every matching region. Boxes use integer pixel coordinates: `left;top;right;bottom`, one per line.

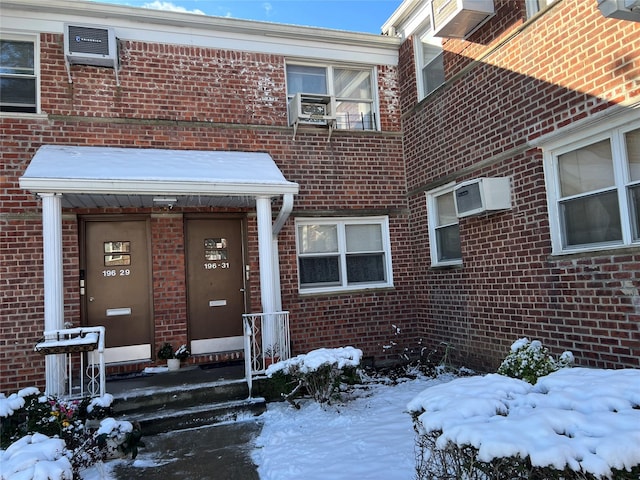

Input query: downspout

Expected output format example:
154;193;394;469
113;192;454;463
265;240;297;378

271;193;294;312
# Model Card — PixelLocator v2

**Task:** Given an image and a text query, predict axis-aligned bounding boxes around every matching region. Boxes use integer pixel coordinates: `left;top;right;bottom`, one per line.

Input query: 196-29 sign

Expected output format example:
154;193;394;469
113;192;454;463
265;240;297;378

102;269;131;277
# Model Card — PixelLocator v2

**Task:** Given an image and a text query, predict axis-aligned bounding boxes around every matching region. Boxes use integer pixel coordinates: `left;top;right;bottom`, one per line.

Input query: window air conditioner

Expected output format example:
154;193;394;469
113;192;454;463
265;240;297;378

288;93;336;126
597;0;640;21
64;24;119;84
431;0;495;38
454;177;511;218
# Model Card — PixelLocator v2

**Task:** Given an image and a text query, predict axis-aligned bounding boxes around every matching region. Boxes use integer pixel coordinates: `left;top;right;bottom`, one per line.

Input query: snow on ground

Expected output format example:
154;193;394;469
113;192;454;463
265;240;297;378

252;372;455;480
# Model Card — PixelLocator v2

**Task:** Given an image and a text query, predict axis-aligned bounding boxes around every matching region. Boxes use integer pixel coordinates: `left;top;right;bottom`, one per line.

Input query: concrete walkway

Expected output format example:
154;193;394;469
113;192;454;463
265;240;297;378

109;417;262;479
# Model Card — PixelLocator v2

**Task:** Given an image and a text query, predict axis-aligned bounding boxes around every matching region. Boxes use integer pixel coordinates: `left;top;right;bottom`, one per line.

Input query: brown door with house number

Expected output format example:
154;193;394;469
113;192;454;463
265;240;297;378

82;218;153;363
185;218;246;355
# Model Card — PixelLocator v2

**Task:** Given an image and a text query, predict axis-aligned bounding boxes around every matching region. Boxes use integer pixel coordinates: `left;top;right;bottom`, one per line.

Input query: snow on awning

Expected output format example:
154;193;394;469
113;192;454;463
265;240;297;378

19;145;299;208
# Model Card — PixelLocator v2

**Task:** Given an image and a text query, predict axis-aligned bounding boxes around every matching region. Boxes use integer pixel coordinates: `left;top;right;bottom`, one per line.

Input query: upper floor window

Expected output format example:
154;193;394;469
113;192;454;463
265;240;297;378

525;0;554;18
543;118;640;254
415;27;444;100
426;184;462;266
286;63;377;130
296;216;393;293
0;36;38;113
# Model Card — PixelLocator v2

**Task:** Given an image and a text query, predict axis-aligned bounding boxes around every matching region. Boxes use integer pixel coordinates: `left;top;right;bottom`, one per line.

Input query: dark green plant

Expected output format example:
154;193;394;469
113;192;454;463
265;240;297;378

157;342;175;360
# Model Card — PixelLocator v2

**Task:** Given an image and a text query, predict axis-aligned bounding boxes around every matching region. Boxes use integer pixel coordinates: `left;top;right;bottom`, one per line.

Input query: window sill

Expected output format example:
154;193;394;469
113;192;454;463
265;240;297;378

298;285;395;297
0;111;48;120
549;243;640;261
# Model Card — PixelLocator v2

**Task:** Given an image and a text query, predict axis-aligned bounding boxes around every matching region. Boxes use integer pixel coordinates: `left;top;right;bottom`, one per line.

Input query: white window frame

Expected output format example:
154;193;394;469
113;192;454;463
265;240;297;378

295;216;393;294
542;113;640;255
285;61;379;131
0;32;40;115
414;24;444;100
426;183;462;267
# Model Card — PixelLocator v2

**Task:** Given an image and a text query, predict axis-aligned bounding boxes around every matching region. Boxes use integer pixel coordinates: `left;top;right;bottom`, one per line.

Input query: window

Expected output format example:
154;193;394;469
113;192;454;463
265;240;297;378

544;118;640;254
415;27;444;100
296;217;393;293
286;63;377;130
426;184;462;266
525;0;554;18
0;35;38;113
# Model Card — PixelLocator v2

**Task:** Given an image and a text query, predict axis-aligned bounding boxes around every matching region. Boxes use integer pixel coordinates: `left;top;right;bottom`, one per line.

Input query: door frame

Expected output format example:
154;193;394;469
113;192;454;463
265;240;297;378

184;213;250;350
79;215;155;361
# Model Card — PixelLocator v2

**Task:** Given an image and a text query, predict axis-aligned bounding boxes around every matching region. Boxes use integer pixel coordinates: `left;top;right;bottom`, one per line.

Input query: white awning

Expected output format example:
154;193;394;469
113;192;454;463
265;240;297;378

20;145;299;208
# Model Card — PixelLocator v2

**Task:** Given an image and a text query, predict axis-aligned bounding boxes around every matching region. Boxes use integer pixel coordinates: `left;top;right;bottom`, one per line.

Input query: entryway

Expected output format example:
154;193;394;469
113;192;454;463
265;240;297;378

185;217;247;355
81;217;153;363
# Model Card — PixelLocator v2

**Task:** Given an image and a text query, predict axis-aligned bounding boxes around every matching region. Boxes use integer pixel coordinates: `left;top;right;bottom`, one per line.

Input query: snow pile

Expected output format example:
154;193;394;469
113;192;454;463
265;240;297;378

408;368;640;477
265;346;362;376
87;394;114;414
0;387;41;418
0;433;72;480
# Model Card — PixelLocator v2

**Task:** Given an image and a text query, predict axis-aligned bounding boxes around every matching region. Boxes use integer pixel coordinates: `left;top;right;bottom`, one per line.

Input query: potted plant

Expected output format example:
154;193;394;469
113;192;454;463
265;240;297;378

157;342;190;371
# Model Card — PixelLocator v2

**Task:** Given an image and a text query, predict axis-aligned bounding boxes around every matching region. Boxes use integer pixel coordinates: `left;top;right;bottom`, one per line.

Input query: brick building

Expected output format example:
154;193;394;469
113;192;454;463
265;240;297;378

1;0;639;394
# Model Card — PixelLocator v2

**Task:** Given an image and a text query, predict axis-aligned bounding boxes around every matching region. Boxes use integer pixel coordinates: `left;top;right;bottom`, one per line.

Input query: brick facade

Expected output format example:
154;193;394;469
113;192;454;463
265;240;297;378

400;0;640;370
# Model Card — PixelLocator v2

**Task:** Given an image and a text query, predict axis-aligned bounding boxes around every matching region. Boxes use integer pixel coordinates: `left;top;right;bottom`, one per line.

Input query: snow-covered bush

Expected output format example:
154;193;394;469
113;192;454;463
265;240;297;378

1;388;142;479
266;347;362;405
498;337;574;384
409;369;640;480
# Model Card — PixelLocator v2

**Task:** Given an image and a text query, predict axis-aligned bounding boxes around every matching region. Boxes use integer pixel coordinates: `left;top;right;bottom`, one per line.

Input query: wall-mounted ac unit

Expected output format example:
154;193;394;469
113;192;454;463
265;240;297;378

64;24;119;84
288;93;336;126
432;0;495;38
454;177;511;218
597;0;640;21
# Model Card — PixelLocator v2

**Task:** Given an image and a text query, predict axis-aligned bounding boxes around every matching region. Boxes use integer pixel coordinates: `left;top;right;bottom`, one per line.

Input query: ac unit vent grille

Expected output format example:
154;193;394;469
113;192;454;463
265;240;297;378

66;25;111;56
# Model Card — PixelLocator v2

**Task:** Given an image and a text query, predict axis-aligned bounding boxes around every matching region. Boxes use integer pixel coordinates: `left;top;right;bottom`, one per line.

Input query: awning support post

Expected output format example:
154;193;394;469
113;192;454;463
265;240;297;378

40;193;66;396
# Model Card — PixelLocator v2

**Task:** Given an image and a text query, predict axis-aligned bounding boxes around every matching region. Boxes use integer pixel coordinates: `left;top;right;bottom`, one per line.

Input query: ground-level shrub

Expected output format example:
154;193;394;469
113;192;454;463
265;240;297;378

265;346;362;406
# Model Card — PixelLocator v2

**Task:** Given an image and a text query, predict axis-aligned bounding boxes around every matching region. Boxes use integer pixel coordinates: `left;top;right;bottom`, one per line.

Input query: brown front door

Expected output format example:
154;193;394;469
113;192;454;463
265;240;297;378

185;217;247;354
82;218;153;363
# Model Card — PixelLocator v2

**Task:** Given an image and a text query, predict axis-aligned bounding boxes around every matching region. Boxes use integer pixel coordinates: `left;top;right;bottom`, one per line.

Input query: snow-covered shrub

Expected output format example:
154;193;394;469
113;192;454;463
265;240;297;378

497;337;574;384
1;388;142;478
409;369;640;480
266;347;362;405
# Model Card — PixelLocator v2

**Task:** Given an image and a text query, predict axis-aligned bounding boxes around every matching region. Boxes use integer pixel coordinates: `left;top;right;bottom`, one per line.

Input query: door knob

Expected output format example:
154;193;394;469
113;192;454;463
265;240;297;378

89;297;95;302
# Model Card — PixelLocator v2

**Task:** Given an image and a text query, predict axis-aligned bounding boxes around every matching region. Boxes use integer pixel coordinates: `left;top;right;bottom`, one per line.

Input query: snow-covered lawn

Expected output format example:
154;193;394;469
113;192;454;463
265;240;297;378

252;371;452;480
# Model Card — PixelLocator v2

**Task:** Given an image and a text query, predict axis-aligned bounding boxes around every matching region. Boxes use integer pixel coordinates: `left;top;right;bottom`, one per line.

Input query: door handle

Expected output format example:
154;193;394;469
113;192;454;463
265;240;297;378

89;297;95;302
239;288;245;292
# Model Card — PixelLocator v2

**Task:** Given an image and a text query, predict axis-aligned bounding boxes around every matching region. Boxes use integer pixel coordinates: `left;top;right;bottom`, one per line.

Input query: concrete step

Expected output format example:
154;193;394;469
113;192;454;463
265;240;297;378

106;364;265;435
122;397;266;435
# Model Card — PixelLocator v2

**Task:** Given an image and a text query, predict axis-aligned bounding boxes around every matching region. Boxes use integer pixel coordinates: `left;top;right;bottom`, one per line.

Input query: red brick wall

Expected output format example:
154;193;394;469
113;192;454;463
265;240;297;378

401;0;640;370
0;32;408;392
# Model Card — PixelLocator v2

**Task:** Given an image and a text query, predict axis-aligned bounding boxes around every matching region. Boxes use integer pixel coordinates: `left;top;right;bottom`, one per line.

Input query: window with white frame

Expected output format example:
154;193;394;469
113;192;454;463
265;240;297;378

0;35;38;113
296;217;393;293
544;119;640;254
426;184;462;266
286;63;377;130
415;26;444;100
525;0;554;18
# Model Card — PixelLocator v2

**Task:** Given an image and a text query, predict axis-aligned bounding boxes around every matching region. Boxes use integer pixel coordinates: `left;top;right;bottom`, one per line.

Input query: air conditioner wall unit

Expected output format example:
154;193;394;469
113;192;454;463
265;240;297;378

597;0;640;21
454;177;511;218
64;24;119;84
432;0;495;38
288;93;336;126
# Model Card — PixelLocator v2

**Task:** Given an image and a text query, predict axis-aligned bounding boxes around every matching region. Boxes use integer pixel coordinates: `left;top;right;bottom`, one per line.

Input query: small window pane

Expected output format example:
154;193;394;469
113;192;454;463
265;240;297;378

104;241;130;253
335;101;375;130
287;65;327;95
104;255;131;266
346;254;385;283
346;224;382;252
421;45;444;97
299;256;340;286
436;224;461;261
0;40;34;74
561;191;621;246
626;129;640;181
436;191;457;226
559;139;614;196
298;224;338;254
334;69;371;99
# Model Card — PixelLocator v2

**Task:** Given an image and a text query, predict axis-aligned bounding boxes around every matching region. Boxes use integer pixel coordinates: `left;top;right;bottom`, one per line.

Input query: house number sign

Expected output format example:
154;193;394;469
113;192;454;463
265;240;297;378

204;237;230;270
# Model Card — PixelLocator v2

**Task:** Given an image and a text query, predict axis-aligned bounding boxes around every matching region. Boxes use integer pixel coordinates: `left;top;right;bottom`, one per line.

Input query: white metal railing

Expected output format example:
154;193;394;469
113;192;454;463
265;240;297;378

34;326;106;399
242;311;291;396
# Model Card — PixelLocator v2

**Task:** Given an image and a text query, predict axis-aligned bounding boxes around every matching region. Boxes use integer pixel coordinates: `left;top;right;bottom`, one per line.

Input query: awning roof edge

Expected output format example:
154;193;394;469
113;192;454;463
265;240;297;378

19;145;299;197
